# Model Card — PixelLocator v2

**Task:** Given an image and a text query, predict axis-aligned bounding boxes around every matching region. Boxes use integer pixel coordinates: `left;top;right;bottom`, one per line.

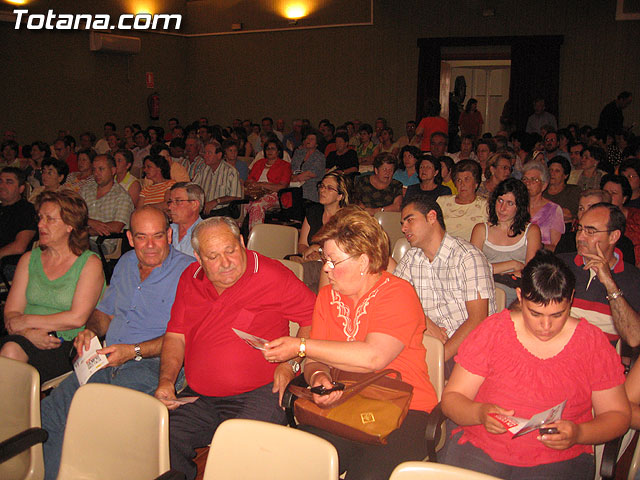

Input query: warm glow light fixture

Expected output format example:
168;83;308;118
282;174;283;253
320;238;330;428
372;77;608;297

4;0;28;5
132;2;154;15
284;3;307;19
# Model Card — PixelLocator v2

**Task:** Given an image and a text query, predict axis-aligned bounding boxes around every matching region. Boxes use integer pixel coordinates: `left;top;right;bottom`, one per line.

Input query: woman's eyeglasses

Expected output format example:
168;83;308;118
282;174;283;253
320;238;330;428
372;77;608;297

317;184;339;193
319;248;355;269
521;176;542;184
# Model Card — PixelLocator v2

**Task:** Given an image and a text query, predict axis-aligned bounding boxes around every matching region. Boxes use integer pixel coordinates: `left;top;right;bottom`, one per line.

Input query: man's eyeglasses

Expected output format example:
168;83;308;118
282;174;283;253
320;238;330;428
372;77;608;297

319;248;356;269
317;183;339;193
575;224;614;236
167;199;195;206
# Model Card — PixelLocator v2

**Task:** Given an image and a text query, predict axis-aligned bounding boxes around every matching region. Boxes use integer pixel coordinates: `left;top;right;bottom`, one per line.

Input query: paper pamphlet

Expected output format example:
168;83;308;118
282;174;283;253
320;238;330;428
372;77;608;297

232;328;268;351
163;396;199;409
488;400;567;439
73;336;109;385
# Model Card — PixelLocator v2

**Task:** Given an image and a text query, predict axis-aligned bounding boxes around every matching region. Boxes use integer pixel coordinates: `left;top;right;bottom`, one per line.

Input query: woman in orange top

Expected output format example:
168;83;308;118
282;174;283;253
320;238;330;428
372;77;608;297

265;206;437;480
137;155;175;210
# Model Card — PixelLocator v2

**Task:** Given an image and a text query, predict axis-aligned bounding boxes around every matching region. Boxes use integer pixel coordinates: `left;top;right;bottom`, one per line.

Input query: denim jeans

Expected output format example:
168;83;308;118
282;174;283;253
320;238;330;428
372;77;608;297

41;358;184;480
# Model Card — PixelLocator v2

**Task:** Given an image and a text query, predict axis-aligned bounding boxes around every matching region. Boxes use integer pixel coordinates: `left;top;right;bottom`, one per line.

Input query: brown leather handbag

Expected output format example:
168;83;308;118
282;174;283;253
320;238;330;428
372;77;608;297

287;368;413;445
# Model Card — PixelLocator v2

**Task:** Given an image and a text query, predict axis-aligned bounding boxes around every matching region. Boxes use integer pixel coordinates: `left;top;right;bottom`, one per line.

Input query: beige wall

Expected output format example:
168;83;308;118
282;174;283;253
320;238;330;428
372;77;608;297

1;0;638;144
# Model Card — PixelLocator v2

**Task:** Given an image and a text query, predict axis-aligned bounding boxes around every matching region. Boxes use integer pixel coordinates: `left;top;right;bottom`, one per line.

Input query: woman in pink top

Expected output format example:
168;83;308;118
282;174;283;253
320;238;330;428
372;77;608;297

441;250;629;479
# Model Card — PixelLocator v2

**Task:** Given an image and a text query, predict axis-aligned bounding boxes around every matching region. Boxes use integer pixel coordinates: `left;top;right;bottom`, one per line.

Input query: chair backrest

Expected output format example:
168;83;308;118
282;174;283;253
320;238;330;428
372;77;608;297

203;418;339;480
247;224;299;259
0;357;43;480
57;383;170;479
392;237;411;264
277;259;304;281
422;335;444;401
390;461;502;479
374;211;404;250
495;287;506;311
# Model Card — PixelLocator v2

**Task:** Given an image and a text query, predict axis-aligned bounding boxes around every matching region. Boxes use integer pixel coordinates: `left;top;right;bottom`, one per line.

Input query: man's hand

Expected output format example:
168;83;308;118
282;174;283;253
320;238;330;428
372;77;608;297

22;329;63;350
582;244;616;290
273;362;296;406
263;336;301;363
425;319;448;344
154;381;179;410
98;343;134;367
88;219;112;237
538;420;580;450
479;403;515;435
74;328;97;356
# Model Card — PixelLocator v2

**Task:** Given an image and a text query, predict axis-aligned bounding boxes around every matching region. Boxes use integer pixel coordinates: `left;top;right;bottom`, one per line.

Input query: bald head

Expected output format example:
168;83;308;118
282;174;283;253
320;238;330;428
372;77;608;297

127;206;173;269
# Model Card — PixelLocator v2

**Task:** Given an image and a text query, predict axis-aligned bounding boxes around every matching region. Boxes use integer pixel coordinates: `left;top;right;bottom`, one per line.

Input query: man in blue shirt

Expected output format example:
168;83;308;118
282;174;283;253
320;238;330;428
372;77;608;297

168;182;204;258
41;206;193;479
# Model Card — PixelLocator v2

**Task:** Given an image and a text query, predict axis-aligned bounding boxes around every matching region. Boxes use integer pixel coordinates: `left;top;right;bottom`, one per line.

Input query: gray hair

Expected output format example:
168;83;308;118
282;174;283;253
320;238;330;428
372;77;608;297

191;216;241;255
171;182;205;213
522;161;549;184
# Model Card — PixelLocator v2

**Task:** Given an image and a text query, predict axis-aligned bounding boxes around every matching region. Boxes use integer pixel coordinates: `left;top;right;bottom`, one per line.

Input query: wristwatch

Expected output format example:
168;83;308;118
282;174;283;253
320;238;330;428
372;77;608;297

297;338;307;358
133;344;143;362
288;359;301;374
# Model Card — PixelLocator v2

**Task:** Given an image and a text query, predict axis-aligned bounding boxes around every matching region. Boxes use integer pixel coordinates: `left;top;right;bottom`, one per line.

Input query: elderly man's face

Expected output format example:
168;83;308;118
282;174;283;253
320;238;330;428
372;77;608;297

195;223;247;294
127;209;172;270
430;135;447;157
576;207;617;259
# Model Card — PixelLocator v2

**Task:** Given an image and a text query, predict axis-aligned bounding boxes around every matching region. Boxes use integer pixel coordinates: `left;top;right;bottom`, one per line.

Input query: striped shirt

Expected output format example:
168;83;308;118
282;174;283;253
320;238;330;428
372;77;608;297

394;233;496;337
139;180;176;206
192;161;242;208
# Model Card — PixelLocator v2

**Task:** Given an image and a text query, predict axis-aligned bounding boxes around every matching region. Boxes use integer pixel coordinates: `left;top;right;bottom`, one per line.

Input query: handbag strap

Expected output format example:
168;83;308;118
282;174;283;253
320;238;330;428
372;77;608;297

288;369;402;406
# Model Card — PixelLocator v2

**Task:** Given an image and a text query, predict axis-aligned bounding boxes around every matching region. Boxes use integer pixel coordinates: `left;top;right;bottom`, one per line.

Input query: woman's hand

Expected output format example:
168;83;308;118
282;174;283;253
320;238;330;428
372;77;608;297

538;420;580;450
479;403;515;434
74;328;97;356
22;329;63;350
302;244;322;261
4;313;27;335
311;372;344;407
263;336;302;363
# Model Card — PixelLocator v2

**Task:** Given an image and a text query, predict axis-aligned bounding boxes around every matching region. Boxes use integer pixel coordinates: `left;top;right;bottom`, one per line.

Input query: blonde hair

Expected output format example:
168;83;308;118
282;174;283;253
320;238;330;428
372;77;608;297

313;205;389;273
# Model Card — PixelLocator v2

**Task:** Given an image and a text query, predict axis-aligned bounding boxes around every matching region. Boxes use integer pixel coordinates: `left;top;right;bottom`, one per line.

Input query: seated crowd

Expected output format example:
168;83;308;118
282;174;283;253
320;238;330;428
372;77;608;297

2;95;640;479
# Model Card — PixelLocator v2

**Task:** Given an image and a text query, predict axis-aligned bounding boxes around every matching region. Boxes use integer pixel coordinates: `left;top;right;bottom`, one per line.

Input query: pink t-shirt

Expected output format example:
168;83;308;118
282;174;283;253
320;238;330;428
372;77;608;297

454;309;624;467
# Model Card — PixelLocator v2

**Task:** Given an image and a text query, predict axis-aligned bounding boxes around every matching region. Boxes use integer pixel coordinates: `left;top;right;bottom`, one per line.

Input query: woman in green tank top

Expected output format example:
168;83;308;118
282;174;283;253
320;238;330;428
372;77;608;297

1;190;105;383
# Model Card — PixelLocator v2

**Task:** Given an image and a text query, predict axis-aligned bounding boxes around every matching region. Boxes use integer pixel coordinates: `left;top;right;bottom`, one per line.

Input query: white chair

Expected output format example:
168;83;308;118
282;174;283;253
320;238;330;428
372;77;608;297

247;224;299;259
0;358;45;480
392;237;411;263
422;335;444;402
390;461;502;479
278;258;304;281
203;418;339;480
57;383;171;479
374;211;404;250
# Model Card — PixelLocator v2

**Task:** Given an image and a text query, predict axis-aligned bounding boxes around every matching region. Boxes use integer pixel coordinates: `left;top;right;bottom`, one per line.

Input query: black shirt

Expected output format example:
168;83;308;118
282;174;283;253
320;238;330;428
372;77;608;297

0;198;37;249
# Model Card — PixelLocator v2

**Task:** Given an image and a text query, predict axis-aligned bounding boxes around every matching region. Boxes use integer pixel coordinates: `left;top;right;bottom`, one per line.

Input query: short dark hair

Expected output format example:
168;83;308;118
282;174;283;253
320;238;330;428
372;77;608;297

488;178;530;237
430;131;448;143
95;153;116;169
145;155;171;180
262;135;284;159
453;159;482;187
170;137;186;150
358;123;373;135
519;249;575;307
401;195;446;231
373;152;396;171
583;145;606;164
115;149;134;169
42;157;70;183
589;202;626;237
547;156;572;181
398;146;421;171
618;91;632;100
619;158;640;179
416;155;442;184
600;174;632;203
334;131;349;143
1;166;26;185
77;148;97;164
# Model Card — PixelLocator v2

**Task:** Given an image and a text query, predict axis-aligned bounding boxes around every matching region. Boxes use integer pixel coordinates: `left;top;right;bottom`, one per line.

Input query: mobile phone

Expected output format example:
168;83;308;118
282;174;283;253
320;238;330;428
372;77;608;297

539;427;559;435
309;382;345;395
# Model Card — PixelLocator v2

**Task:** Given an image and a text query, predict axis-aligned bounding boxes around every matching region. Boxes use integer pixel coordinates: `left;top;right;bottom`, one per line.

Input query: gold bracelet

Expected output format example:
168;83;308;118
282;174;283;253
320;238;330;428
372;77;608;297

308;369;330;386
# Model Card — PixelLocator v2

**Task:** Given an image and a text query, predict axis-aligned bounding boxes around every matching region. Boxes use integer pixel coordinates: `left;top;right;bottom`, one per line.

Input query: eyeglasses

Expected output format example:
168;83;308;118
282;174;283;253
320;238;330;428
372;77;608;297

575;224;614;236
319;248;356;269
167;199;195;206
521;176;542;184
317;183;339;193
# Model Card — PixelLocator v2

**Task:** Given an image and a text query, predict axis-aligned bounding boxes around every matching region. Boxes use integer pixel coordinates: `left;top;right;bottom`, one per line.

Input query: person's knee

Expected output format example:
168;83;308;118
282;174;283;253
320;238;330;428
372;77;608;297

0;341;29;362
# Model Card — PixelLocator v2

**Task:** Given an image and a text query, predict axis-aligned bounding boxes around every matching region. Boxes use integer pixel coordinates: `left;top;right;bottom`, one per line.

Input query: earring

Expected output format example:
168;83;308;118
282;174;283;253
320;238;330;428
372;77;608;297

360;271;364;276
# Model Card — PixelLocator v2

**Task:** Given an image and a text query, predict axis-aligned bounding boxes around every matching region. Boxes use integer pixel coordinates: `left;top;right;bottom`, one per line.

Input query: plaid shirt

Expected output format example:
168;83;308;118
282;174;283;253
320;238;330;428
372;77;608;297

394;233;496;337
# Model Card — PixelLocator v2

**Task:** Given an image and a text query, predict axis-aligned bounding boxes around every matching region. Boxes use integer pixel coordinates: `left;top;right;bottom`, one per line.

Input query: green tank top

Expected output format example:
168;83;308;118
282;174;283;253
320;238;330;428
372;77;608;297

24;248;103;341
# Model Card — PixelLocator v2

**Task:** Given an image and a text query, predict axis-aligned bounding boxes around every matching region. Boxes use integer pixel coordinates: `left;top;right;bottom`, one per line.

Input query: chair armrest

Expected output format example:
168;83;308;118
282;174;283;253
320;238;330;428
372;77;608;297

0;427;48;463
424;403;446;463
155;469;186;480
95;231;129;263
276;187;303;209
600;434;624;479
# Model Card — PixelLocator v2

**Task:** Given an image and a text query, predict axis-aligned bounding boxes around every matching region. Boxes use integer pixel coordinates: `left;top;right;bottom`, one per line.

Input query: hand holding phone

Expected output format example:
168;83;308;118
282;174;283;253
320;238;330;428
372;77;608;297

310;382;345;395
539;427;559;435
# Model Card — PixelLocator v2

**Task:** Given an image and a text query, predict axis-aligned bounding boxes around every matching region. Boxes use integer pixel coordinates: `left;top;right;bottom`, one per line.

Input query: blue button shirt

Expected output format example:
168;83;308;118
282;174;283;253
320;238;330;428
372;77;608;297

171;217;202;258
100;247;194;346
